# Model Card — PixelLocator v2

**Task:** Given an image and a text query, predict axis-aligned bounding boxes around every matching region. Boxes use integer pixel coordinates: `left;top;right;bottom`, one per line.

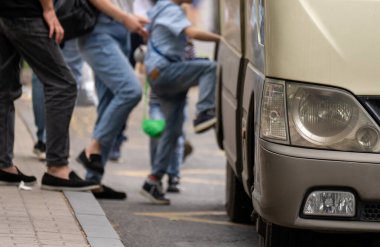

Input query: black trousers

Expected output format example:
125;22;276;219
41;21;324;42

0;17;77;168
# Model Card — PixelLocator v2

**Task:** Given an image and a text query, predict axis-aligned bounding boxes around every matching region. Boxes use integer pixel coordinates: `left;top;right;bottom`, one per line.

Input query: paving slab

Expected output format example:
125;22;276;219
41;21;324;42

0;105;124;246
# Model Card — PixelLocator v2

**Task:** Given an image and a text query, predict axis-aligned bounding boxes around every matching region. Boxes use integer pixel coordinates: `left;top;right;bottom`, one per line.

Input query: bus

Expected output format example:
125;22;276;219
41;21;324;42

216;0;380;246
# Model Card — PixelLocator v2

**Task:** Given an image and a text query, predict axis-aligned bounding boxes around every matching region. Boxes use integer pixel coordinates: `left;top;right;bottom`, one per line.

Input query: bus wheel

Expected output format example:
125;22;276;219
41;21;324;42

226;162;253;223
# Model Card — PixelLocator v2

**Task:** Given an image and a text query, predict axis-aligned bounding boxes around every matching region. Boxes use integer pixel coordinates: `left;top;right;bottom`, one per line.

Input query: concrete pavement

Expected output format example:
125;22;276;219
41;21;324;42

0;108;124;247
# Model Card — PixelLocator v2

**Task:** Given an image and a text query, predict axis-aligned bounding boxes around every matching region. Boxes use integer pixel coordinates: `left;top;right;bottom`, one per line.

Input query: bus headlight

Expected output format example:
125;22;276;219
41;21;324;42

287;83;380;152
289;84;359;145
260;79;380;152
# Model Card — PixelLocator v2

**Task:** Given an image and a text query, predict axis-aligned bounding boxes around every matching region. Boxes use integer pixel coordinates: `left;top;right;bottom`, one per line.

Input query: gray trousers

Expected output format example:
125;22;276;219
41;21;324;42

0;17;77;168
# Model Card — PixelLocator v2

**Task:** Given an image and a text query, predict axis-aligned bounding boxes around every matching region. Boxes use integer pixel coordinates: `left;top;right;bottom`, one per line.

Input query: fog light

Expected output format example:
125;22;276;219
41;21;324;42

303;191;355;217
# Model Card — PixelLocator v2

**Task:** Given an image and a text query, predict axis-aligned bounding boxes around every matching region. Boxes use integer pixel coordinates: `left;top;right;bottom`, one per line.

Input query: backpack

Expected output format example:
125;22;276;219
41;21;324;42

55;0;98;41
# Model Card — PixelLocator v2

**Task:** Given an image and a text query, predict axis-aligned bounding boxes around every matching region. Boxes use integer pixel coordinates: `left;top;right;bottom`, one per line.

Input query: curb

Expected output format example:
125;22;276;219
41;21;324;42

64;192;125;247
15;101;124;247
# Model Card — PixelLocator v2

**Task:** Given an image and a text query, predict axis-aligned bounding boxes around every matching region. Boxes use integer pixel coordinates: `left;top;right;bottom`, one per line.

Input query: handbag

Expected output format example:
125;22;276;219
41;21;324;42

141;80;166;138
55;0;98;41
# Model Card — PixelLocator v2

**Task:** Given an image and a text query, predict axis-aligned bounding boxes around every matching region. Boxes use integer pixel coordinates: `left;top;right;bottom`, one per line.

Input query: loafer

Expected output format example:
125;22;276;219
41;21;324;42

92;185;127;200
41;173;100;191
69;171;83;180
0;167;36;185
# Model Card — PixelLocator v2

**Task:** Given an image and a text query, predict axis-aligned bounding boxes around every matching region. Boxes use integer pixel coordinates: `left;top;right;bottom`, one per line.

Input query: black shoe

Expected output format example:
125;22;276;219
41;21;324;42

68;172;126;199
76;150;104;174
193;109;217;134
69;171;83;180
41;173;100;191
92;185;127;200
167;176;180;193
33;141;46;160
183;140;193;162
140;180;170;205
0;167;37;185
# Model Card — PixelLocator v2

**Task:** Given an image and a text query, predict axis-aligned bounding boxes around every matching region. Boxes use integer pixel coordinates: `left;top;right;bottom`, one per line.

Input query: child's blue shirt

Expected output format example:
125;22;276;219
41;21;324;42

145;0;192;75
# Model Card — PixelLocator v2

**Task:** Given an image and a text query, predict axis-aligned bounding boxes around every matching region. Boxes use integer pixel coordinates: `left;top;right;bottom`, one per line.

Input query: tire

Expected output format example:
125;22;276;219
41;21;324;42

226;162;253;223
258;220;309;247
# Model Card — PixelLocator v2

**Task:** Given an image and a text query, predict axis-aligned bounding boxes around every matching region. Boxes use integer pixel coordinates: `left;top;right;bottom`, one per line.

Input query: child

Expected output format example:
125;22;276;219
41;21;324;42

140;0;221;205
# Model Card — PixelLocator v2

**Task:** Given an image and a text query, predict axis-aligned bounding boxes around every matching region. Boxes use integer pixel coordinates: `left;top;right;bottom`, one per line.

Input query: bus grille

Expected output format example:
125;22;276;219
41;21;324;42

360;203;380;222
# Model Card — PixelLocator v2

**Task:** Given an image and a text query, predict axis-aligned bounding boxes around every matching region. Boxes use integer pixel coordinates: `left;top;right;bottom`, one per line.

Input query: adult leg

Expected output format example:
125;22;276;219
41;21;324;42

108;28;133;162
15;37;77;168
31;39;83;160
0;18;98;190
32;74;46;143
84;75;113;182
62;39;98;107
0;56;36;184
31;39;82;145
61;39;83;84
108;127;127;161
31;74;47;160
0;20;36;185
78;32;142;182
0;27;22;171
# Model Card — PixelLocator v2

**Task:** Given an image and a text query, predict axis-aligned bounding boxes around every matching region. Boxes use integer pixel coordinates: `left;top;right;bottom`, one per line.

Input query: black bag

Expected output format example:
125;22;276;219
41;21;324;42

55;0;98;41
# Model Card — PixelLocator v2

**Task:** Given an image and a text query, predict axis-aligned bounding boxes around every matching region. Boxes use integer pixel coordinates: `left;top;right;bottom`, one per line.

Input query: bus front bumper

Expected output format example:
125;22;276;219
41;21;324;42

253;140;380;232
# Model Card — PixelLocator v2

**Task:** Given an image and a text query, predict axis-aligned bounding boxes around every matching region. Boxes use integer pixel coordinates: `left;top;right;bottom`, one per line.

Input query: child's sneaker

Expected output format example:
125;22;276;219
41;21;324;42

193;109;216;134
167;176;180;193
140;177;170;205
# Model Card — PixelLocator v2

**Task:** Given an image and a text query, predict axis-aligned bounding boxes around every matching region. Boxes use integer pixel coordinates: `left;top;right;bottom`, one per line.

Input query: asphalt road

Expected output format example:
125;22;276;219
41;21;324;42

17;85;258;247
17;78;380;247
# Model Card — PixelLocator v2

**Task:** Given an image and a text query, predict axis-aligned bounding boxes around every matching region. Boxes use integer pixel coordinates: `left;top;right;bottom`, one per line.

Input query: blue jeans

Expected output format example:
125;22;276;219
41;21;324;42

78;16;142;182
32;73;46;143
32;39;84;143
149;102;184;178
149;59;216;177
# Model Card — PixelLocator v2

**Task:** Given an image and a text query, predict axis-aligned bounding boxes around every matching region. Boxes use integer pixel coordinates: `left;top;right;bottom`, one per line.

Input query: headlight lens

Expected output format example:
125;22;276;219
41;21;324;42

260;80;380;152
289;84;359;145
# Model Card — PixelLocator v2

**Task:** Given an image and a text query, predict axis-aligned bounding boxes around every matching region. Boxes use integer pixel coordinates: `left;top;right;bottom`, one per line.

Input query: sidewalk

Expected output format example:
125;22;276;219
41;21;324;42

0;111;123;247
